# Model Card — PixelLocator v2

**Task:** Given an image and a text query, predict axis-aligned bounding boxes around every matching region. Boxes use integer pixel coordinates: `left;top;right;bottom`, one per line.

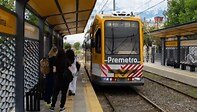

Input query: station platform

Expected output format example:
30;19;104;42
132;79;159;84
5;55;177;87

40;69;103;112
143;62;197;87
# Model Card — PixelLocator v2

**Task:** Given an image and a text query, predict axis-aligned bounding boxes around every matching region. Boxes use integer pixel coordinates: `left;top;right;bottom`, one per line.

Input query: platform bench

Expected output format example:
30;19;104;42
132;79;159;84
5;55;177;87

180;62;196;72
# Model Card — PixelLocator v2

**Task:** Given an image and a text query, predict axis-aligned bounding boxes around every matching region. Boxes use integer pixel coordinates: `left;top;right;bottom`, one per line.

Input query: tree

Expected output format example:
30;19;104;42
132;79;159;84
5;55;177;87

64;42;71;49
73;42;80;50
25;9;38;25
0;0;15;11
0;0;38;25
165;0;197;26
0;36;4;44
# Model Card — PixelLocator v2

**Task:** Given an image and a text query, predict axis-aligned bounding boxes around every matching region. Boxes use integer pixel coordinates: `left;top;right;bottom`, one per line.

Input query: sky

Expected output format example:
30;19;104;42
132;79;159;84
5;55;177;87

64;0;167;45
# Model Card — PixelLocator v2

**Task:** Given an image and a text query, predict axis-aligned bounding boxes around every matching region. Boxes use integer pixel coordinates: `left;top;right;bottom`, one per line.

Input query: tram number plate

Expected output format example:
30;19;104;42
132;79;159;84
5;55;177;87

115;74;125;78
117;78;125;81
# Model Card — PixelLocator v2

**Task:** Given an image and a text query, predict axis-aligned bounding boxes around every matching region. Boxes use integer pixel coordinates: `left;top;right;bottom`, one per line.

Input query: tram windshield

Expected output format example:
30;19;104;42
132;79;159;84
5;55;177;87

105;21;140;55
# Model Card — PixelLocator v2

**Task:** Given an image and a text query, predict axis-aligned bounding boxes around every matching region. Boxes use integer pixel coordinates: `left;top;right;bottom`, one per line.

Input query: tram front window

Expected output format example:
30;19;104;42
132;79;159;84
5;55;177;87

105;21;140;55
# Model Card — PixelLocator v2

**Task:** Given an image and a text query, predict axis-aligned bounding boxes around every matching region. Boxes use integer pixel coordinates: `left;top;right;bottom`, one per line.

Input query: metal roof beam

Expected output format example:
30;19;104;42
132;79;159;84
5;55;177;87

26;4;43;20
54;0;71;34
43;9;91;19
52;19;87;28
56;26;85;32
76;0;79;33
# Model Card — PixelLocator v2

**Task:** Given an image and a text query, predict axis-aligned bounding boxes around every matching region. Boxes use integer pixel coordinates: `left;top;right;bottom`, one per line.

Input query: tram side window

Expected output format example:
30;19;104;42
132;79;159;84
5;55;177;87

95;29;101;53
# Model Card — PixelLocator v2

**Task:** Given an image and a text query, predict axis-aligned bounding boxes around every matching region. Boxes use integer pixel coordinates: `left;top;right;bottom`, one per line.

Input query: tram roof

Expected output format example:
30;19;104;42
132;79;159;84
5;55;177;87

149;21;197;38
28;0;96;36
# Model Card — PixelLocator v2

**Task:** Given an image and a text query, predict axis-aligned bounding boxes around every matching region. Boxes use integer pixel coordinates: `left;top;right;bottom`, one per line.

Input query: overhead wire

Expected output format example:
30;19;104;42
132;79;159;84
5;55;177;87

134;0;152;11
98;0;111;13
85;0;109;31
102;0;113;13
96;0;105;13
137;0;166;15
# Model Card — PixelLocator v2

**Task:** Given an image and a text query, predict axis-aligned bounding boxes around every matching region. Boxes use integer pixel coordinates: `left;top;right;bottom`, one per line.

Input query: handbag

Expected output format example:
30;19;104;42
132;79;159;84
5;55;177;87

68;59;77;75
63;70;73;83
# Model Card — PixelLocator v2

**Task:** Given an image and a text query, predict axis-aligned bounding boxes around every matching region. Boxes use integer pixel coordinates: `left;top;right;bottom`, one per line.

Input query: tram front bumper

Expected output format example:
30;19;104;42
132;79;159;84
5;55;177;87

91;75;144;86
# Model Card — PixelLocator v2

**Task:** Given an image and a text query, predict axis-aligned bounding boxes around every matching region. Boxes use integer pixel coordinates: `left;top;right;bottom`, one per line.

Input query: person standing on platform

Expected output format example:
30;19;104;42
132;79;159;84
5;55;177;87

50;48;73;112
68;55;81;96
64;45;79;96
43;46;57;106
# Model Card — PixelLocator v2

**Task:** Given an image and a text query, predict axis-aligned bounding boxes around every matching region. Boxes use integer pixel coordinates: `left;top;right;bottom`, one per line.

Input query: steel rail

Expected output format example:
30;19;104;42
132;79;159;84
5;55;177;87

103;93;116;112
144;76;197;99
134;88;166;112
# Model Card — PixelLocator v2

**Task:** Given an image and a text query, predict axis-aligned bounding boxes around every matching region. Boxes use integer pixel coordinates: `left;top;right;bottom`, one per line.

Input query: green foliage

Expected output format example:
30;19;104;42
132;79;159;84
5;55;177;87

75;50;81;54
143;25;156;47
64;42;71;49
144;35;152;47
165;0;197;26
73;42;80;50
0;0;38;25
0;0;15;11
0;36;4;44
25;9;38;25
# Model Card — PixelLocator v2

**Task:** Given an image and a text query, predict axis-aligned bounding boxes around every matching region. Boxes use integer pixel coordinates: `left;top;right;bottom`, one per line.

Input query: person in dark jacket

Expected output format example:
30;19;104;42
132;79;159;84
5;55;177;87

64;47;77;96
50;48;73;112
44;46;57;106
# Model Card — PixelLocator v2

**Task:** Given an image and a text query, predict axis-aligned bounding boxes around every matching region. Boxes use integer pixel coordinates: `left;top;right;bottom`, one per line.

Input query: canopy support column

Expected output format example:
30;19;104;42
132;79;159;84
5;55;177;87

49;28;53;49
59;36;63;48
15;0;28;111
38;18;45;99
175;36;181;68
161;38;166;65
38;19;44;59
57;35;60;48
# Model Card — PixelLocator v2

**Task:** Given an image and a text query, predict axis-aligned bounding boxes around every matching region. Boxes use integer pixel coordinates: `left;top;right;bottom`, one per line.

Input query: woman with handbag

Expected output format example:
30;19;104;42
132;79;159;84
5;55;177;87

43;46;58;106
50;48;73;112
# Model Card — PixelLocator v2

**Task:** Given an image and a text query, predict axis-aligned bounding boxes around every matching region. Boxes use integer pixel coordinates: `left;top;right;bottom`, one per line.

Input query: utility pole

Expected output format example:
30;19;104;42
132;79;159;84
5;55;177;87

113;0;115;11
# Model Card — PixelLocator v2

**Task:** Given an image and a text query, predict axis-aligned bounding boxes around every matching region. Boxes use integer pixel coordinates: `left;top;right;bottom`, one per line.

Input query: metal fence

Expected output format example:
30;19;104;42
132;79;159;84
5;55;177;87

165;47;178;64
0;34;16;112
24;39;39;93
180;46;197;64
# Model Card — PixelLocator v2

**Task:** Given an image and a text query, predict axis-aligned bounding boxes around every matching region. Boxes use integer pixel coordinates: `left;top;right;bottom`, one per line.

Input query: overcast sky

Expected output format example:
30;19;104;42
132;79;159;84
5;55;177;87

64;0;167;45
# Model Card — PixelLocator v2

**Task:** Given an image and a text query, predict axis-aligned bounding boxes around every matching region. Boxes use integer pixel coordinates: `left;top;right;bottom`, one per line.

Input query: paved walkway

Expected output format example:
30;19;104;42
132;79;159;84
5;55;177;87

40;68;103;112
144;62;197;87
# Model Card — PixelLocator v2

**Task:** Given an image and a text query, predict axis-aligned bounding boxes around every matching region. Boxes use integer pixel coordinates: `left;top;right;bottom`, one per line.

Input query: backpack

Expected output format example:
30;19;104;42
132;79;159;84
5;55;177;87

40;58;50;75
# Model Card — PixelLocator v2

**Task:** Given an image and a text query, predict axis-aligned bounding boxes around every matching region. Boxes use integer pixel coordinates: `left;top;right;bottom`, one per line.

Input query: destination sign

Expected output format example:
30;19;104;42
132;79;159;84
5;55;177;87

105;55;140;64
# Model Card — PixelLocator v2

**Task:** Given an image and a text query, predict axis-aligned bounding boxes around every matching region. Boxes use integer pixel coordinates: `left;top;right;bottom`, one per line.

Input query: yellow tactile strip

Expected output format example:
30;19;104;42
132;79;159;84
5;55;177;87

84;81;103;112
65;81;103;112
65;96;74;112
65;69;103;112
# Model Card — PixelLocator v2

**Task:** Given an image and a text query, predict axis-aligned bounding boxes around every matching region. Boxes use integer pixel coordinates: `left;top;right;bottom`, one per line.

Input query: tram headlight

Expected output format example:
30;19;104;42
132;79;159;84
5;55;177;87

102;77;109;81
134;77;141;81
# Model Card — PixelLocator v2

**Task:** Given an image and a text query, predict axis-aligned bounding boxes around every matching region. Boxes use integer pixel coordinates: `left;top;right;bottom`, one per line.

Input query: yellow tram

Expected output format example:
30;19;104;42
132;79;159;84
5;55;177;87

84;11;144;86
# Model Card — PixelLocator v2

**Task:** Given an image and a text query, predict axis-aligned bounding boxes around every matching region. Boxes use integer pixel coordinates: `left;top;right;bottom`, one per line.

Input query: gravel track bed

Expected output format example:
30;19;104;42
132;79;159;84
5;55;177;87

143;71;197;98
137;79;197;112
94;86;159;112
95;92;114;112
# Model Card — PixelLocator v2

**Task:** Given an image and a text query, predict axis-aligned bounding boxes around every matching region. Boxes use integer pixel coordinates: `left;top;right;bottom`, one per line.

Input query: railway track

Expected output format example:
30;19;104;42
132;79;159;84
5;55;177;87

144;76;197;100
102;88;166;112
95;86;165;112
133;88;166;112
103;93;115;112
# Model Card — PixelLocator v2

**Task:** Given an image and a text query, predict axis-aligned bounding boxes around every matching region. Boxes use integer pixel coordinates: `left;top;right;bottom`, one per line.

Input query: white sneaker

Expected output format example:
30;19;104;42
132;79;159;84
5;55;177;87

44;102;51;108
59;107;65;112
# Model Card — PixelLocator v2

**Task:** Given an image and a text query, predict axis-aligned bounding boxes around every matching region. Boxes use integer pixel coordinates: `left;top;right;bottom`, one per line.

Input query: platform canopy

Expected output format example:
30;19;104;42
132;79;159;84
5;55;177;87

28;0;96;36
149;21;197;38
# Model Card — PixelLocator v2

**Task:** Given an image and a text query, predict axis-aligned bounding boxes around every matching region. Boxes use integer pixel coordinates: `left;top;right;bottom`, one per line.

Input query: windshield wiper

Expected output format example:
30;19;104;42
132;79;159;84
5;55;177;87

111;27;115;54
112;34;136;53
